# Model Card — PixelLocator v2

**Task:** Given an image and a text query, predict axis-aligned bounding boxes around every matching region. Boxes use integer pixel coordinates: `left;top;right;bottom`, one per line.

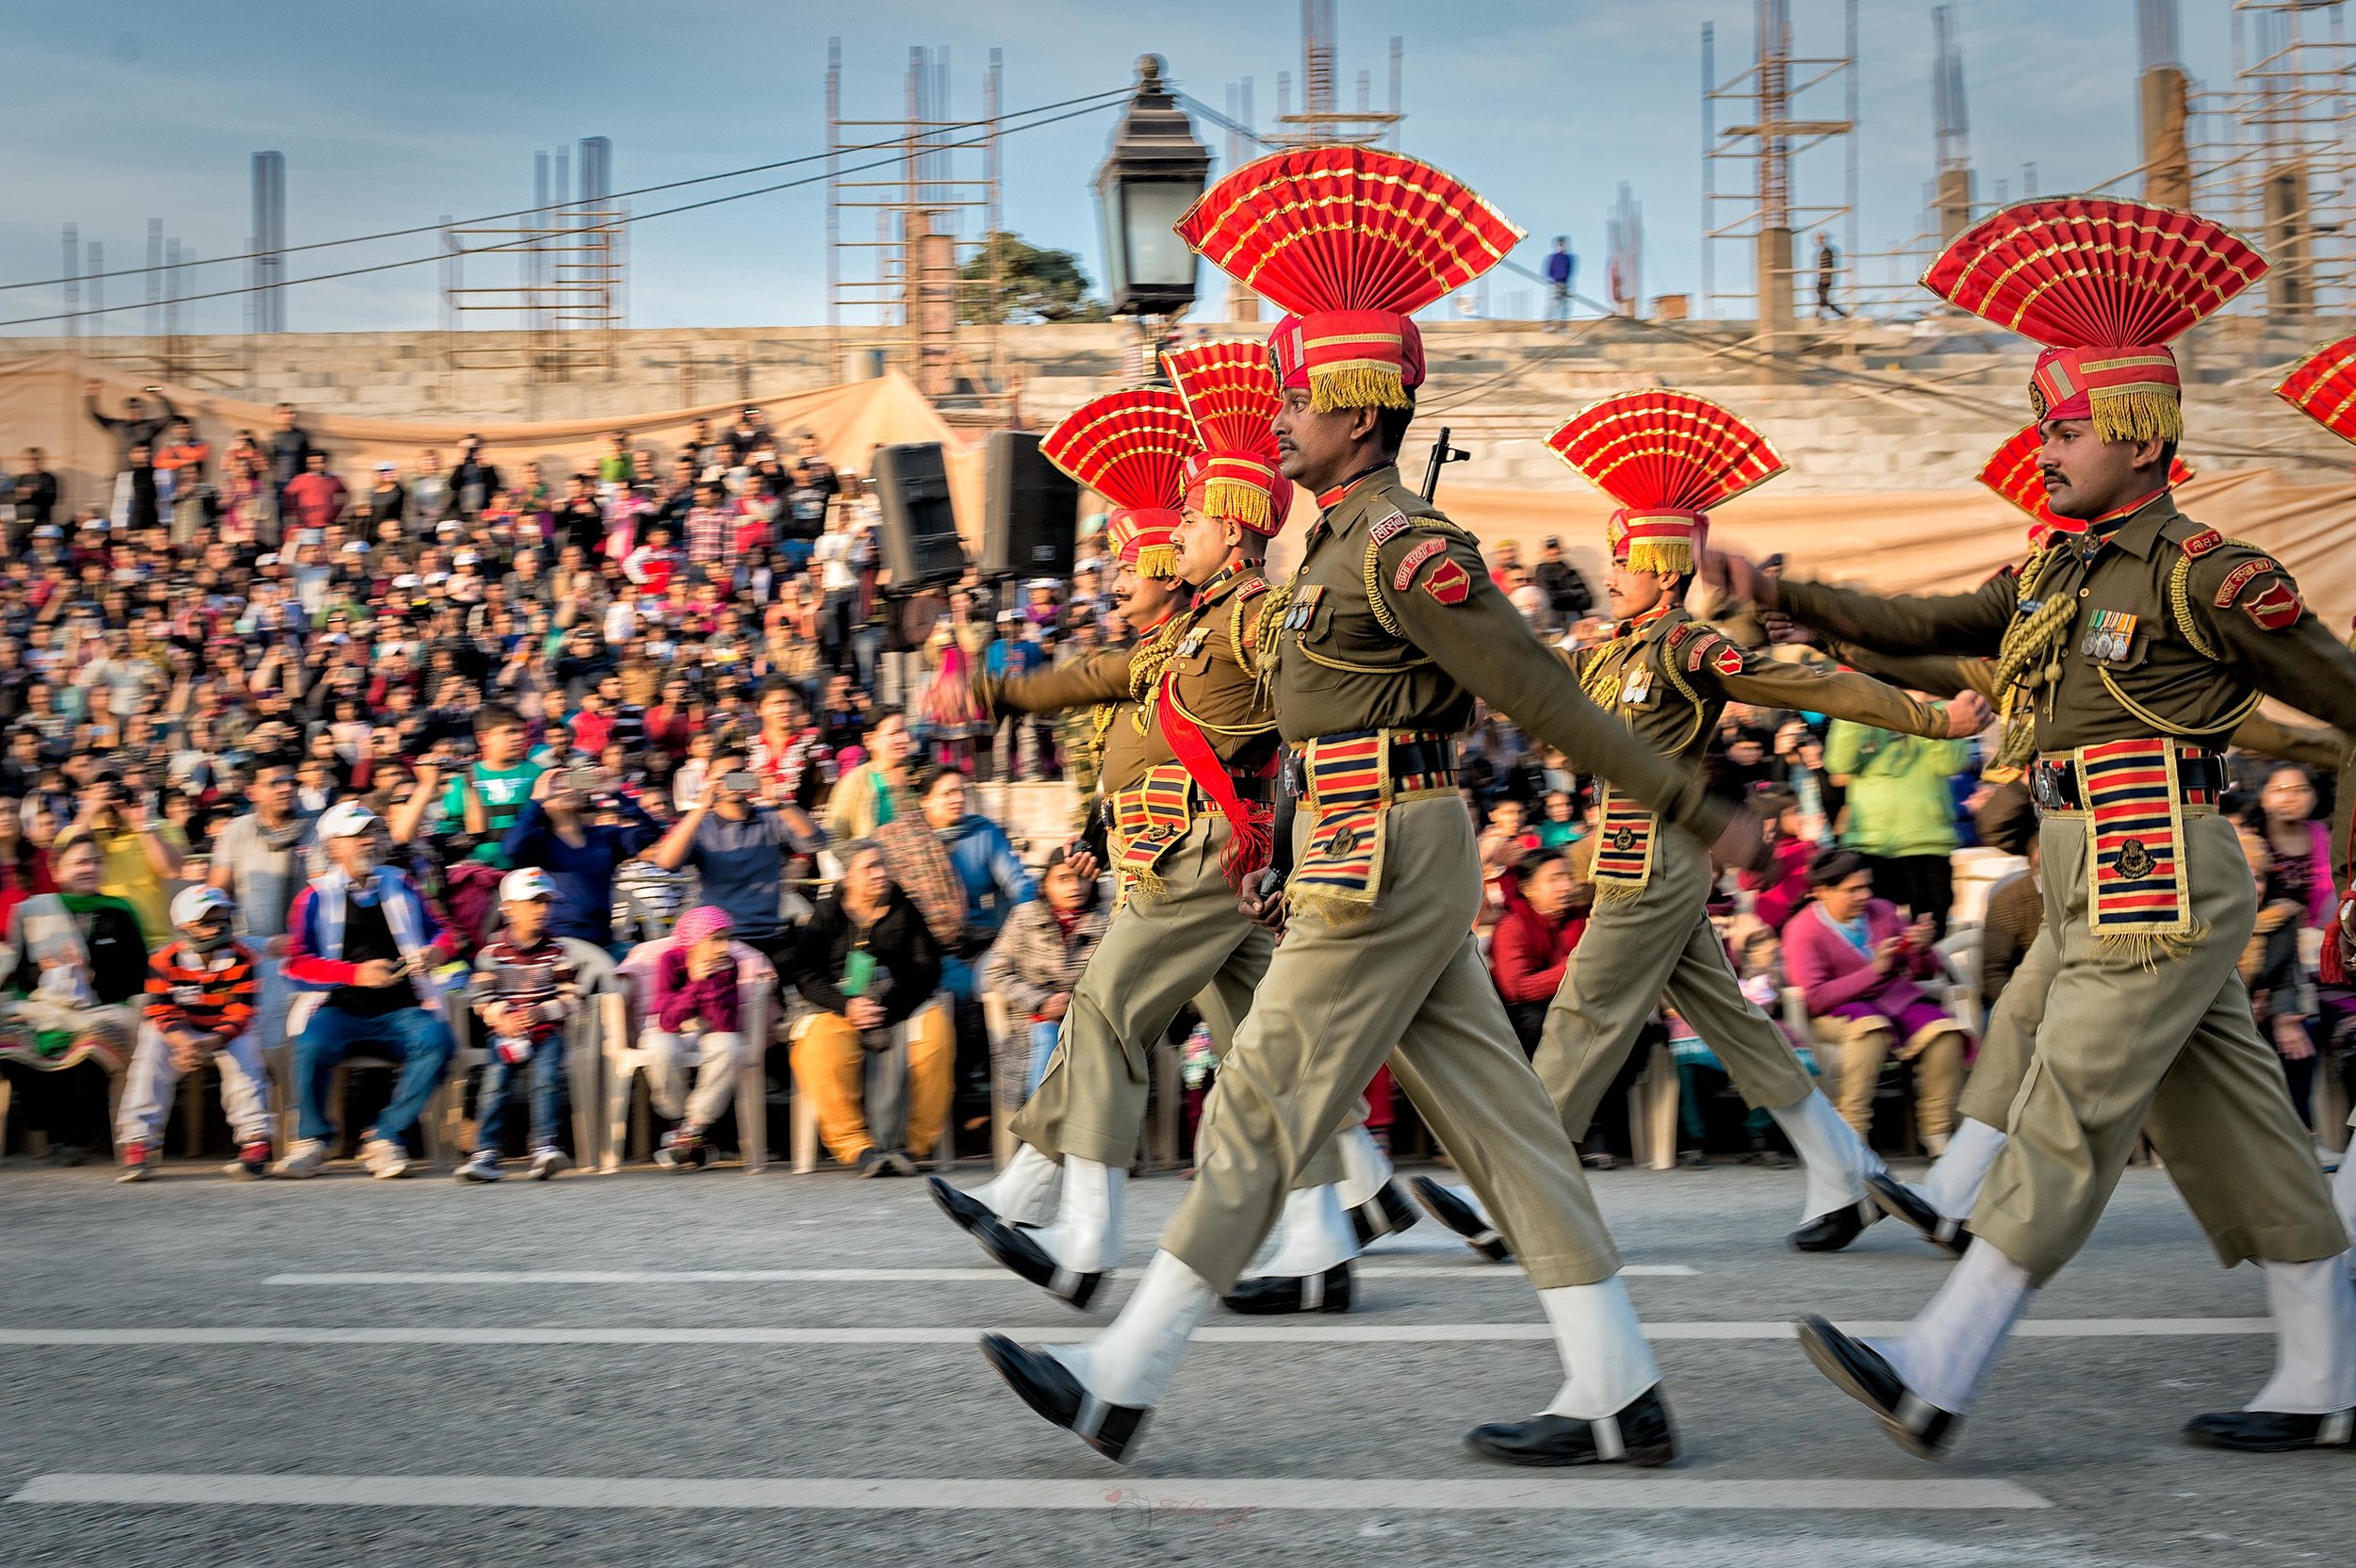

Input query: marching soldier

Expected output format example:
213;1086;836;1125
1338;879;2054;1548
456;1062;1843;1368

1705;197;2356;1457
1415;392;1989;1266
932;377;1416;1317
981;145;1766;1468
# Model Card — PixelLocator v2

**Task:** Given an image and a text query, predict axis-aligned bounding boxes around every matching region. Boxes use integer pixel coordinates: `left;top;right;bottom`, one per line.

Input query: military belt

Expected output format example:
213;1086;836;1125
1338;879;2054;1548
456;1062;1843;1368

2030;744;2226;812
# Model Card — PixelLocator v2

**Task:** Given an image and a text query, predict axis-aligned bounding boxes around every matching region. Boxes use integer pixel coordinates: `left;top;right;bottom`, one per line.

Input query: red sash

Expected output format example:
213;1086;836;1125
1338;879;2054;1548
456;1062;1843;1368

1155;673;1274;895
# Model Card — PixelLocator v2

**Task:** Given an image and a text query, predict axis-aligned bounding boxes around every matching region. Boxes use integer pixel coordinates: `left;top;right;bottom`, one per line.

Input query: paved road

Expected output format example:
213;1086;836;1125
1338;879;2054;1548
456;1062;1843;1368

0;1154;2343;1566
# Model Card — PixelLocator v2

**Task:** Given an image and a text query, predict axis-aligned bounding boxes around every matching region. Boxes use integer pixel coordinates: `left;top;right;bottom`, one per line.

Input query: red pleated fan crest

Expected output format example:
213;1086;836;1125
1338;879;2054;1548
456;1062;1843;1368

2276;334;2356;445
1174;145;1526;315
1039;389;1199;512
1160;339;1281;463
1545;390;1787;512
1922;196;2265;346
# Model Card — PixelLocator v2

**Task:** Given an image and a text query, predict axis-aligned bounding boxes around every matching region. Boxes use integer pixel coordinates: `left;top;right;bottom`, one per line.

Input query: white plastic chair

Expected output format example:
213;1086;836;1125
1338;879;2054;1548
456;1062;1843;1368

788;995;955;1175
605;938;775;1173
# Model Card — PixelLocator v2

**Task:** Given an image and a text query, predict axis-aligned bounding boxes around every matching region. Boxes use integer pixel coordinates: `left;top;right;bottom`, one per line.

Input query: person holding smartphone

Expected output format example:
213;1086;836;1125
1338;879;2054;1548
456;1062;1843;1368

643;742;823;971
499;764;663;955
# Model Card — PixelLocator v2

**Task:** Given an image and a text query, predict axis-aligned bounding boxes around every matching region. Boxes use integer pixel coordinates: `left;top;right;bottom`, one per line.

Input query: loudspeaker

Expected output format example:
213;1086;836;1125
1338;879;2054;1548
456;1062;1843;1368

871;442;967;589
981;430;1080;579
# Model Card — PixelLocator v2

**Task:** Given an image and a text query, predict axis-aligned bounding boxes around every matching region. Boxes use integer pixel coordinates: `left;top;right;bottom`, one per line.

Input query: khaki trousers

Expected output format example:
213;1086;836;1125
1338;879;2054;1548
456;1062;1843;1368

1164;795;1617;1293
790;1006;955;1165
1976;808;2348;1284
1012;814;1345;1189
1533;830;1816;1139
1820;1016;1966;1142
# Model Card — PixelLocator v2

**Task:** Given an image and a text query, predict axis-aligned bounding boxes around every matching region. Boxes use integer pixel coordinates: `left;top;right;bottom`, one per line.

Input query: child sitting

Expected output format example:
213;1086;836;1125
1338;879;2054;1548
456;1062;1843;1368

116;886;270;1182
458;868;581;1183
648;905;744;1171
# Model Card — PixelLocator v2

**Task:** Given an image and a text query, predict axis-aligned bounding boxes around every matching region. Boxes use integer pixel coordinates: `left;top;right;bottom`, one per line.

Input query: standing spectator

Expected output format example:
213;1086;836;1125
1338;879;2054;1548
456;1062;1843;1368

85;381;179;468
1824;715;1970;937
114;885;269;1182
281;450;350;534
277;802;460;1179
0;836;148;1164
644;744;822;969
787;838;951;1176
825;709;916;841
1488;846;1592;1052
2255;764;2333;929
982;846;1108;1101
725;405;772;466
682;481;736;573
557;474;606;556
1544;236;1577;329
499;767;663;952
403;704;543;867
409;449;449;531
8;448;59;542
205;759;315;1053
780;461;830;570
2238;824;2318;1124
116;441;163;534
644;904;749;1171
794;430;840;506
266;403;314;495
597;431;633;485
1532;535;1594;619
367;463;406;531
457;867;581;1183
1784;848;1968;1152
448;439;500;520
1814;231;1848;319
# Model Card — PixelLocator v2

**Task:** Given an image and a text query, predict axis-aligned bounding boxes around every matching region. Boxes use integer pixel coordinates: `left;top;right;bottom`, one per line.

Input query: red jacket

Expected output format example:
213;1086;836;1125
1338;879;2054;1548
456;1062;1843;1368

1488;874;1586;1005
1739;836;1815;932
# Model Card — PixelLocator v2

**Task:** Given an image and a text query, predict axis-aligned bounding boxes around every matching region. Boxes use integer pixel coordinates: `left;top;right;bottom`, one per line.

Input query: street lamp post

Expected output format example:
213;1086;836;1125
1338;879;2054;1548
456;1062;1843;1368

1094;54;1212;376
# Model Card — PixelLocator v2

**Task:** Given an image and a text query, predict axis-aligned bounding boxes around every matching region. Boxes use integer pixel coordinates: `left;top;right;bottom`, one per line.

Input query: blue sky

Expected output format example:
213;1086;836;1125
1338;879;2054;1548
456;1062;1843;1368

0;0;2231;335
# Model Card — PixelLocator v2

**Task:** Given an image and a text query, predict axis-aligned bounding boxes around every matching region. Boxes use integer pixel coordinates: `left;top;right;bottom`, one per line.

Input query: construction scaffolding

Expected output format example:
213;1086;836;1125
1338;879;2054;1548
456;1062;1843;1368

2186;0;2356;324
1267;0;1401;148
441;140;629;385
825;41;1006;404
1700;0;1858;330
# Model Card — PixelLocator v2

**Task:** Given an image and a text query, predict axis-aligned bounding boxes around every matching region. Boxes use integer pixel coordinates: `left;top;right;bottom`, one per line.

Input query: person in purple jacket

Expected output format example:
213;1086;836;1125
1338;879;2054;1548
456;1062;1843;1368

1783;848;1969;1153
645;905;744;1171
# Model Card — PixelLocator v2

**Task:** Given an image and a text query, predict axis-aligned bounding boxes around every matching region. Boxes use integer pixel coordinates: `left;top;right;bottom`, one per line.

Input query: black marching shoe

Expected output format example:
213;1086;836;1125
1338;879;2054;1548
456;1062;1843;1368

1221;1262;1353;1315
1350;1180;1422;1247
927;1174;996;1235
1794;1314;1959;1460
967;1213;1105;1310
1411;1175;1513;1264
979;1333;1150;1463
1865;1171;1971;1257
1465;1385;1679;1468
2183;1408;2356;1453
1789;1198;1881;1253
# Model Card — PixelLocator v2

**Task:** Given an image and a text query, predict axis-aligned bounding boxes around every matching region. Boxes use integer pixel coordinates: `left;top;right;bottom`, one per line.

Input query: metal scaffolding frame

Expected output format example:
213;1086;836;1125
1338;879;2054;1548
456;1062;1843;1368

1266;0;1401;149
2186;0;2356;322
825;41;1006;403
440;200;629;383
1699;0;1858;325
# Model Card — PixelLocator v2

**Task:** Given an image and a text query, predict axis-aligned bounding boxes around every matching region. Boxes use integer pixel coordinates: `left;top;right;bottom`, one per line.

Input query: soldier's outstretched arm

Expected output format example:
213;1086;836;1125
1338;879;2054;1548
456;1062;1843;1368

1825;644;2001;702
1377;529;1732;845
973;645;1134;718
1703;547;2016;660
1681;624;1988;739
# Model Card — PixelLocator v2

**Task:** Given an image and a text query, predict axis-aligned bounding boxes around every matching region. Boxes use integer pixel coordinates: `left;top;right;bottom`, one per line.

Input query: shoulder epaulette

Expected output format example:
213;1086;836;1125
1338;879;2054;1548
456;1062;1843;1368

2180;528;2224;558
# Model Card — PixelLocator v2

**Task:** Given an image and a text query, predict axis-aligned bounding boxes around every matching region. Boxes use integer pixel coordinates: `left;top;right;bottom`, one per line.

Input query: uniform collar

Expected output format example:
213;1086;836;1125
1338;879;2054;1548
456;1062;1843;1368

2081;488;2175;562
1188;564;1251;612
1315;464;1396;514
1615;599;1680;643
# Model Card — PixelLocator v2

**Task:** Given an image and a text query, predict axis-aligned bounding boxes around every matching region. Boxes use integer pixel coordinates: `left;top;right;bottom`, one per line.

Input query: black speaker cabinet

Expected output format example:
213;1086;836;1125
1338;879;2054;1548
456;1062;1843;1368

981;430;1080;580
871;442;967;589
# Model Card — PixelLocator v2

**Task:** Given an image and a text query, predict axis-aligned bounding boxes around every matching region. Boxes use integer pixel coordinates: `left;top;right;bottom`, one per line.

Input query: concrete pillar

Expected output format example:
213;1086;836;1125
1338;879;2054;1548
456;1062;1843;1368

2139;66;2192;212
1757;225;1795;344
2263;161;2312;324
1936;167;1977;243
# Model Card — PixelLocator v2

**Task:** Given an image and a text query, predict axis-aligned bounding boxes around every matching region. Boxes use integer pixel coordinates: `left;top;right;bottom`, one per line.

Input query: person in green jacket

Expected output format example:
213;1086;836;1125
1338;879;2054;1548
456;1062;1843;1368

1824;719;1972;936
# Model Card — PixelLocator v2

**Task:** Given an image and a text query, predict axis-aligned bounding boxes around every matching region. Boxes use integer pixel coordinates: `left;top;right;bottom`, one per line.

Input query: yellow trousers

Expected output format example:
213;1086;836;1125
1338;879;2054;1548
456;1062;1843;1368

791;1005;957;1166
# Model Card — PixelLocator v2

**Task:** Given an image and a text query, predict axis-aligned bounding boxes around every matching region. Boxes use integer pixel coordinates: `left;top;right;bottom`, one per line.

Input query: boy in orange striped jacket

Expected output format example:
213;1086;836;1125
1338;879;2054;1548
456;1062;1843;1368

115;886;270;1182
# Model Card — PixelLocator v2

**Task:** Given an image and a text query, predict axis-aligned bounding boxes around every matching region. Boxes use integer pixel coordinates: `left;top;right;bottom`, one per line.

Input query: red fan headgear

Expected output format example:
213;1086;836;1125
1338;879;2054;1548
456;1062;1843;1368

1176;146;1523;414
1922;197;2266;446
1161;338;1295;537
2277;334;2356;446
1979;423;2198;548
1042;389;1198;581
1546;391;1786;578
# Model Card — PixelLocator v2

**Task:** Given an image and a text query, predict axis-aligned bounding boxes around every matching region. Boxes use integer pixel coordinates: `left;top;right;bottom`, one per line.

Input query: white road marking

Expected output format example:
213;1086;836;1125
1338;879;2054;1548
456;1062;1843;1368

261;1265;1696;1285
7;1473;2052;1511
0;1318;2270;1348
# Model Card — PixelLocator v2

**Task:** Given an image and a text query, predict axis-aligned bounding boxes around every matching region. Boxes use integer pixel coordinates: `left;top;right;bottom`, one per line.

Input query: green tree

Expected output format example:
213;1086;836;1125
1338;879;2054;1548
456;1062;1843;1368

960;232;1106;323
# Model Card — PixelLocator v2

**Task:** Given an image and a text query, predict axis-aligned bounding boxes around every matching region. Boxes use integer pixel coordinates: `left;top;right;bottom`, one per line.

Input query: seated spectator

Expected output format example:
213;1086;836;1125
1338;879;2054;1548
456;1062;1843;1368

277;803;461;1180
1784;847;1968;1152
2239;824;2318;1124
1737;788;1814;933
499;766;663;955
397;703;543;867
1487;846;1590;1053
645;742;823;968
1532;789;1582;849
788;839;952;1177
909;765;1034;1004
459;868;581;1184
646;905;750;1172
0;835;148;1165
982;846;1109;1102
2256;764;2333;930
825;708;915;841
58;768;187;948
115;886;269;1182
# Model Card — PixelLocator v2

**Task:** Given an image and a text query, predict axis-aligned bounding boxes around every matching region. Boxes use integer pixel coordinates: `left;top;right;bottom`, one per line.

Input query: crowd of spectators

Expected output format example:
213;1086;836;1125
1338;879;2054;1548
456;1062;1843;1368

0;388;2347;1184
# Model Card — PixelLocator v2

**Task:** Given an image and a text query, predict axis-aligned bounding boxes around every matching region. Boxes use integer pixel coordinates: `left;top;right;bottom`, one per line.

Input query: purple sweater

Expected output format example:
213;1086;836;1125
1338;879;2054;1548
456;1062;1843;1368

1784;898;1939;1018
654;945;740;1034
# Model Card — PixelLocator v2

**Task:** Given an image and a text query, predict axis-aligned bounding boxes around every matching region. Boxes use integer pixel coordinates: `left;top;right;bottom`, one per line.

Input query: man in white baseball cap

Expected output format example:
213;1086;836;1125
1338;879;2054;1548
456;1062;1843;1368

114;885;273;1183
275;801;460;1179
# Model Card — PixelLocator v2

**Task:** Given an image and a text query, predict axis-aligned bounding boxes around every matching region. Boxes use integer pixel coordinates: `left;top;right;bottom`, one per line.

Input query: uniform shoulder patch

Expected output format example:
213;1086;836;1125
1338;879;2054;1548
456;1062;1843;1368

2212;558;2279;608
1391;537;1448;591
1417;555;1471;605
1711;643;1746;677
1236;577;1269;600
1663;621;1702;651
2181;528;2225;558
2242;579;2303;631
1367;511;1412;547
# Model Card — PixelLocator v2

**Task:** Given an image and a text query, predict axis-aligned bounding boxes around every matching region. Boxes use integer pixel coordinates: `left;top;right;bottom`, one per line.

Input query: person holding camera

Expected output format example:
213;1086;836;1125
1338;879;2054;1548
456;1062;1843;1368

499;763;663;955
644;741;824;971
1783;847;1968;1152
59;769;185;948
